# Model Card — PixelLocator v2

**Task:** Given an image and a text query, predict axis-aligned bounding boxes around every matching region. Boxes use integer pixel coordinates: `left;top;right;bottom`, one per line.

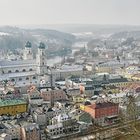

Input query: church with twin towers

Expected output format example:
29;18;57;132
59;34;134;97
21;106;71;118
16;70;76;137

23;41;47;75
0;41;50;92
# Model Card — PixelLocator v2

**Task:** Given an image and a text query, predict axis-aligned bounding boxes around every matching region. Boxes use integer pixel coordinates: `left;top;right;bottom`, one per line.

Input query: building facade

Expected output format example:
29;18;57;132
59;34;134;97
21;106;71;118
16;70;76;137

80;102;119;126
40;87;67;102
21;123;40;140
0;99;27;116
0;42;48;92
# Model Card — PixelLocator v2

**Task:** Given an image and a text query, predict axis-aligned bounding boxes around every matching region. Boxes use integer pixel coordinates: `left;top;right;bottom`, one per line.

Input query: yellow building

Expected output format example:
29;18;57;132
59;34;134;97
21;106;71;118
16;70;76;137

131;74;140;81
108;81;132;89
104;85;120;94
95;66;113;73
73;96;85;103
0;99;27;116
122;65;140;80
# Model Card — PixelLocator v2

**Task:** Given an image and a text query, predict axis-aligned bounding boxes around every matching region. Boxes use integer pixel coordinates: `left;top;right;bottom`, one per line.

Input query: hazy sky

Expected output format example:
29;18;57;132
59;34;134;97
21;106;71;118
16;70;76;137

0;0;140;25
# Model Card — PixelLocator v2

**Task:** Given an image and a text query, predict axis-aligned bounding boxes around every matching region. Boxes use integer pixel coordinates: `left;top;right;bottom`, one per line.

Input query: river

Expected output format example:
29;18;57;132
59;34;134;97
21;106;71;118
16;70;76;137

47;41;88;66
47;56;62;66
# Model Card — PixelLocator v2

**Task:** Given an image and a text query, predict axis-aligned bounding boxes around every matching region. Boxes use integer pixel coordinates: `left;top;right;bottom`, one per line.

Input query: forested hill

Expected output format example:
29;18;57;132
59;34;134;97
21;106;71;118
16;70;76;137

0;26;76;53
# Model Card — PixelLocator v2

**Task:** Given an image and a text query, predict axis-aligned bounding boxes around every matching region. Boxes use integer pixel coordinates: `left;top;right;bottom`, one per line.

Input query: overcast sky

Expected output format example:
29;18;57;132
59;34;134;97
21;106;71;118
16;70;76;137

0;0;139;25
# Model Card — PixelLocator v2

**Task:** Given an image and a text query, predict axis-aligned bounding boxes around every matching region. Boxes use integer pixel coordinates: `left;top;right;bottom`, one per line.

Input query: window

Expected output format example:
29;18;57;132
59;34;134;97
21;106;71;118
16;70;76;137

8;70;12;73
29;68;33;71
22;69;26;72
26;77;29;80
2;71;4;74
33;76;36;79
19;78;22;81
15;70;19;72
11;79;15;82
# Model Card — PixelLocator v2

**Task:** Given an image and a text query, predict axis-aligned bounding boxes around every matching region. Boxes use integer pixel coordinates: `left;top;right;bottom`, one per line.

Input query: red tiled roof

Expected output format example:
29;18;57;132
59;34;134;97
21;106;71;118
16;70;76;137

88;102;118;109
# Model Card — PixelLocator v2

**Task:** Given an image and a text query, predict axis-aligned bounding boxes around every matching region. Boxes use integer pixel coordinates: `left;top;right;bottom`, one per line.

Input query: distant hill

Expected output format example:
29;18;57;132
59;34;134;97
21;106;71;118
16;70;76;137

0;26;76;56
87;30;140;50
20;24;140;34
110;31;140;40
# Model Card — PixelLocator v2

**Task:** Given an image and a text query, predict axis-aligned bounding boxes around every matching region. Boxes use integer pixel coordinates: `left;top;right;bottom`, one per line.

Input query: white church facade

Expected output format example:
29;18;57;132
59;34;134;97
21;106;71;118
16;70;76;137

0;41;49;90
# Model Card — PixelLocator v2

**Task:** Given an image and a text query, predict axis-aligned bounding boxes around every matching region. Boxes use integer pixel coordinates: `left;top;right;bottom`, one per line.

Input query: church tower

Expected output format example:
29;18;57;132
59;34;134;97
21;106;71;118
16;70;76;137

23;41;33;60
36;42;47;75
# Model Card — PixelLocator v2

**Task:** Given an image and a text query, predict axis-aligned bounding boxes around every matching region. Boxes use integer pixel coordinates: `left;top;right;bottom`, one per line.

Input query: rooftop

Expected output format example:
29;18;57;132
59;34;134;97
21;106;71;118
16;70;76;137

47;123;63;130
40;87;62;92
53;65;83;72
0;59;36;68
89;102;118;109
24;123;39;132
0;99;26;107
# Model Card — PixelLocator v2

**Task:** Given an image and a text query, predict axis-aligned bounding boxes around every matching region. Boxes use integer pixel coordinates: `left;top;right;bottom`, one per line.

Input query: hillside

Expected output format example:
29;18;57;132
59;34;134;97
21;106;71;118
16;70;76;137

110;31;140;40
0;26;76;56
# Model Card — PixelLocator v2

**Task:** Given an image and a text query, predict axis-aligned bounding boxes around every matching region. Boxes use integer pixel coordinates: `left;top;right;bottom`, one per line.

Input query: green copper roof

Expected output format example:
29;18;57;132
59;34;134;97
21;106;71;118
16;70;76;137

0;99;27;107
39;42;45;49
25;41;32;48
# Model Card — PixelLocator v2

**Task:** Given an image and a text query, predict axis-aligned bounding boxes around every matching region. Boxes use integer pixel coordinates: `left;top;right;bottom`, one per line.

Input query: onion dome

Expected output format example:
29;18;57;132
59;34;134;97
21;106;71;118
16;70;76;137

39;42;45;49
25;41;32;48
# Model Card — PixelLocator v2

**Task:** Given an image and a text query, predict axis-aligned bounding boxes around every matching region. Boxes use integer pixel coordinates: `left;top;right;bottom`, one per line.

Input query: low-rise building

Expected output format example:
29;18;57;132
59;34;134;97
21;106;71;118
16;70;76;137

104;85;120;94
52;64;83;80
33;105;68;126
66;77;94;96
46;118;79;139
2;122;21;140
40;87;67;102
21;123;40;140
72;95;85;103
0;99;27;116
27;86;43;105
0;133;11;140
80;102;119;126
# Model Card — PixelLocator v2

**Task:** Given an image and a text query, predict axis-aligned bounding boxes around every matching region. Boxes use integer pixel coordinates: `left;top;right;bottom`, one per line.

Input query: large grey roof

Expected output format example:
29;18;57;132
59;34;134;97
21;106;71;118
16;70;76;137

0;59;37;68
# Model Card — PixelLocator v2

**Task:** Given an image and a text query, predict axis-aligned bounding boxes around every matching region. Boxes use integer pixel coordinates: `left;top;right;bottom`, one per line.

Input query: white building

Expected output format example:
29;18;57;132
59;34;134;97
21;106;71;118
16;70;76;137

2;122;20;140
33;106;67;126
0;42;49;92
46;118;79;139
0;133;11;140
52;113;69;125
52;64;83;80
